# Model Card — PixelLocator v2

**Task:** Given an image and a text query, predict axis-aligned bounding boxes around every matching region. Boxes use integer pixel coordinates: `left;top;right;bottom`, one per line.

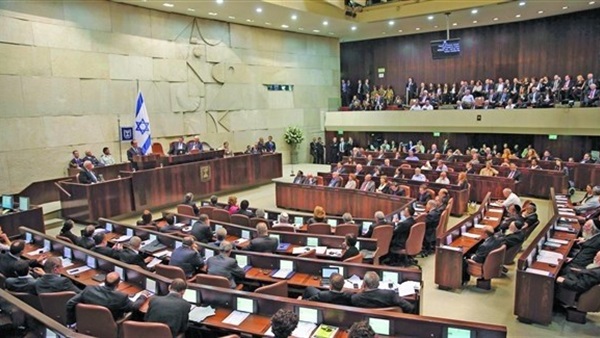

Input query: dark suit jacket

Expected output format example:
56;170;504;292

169;246;204;277
187;141;203;152
562;267;600;294
340;246;359;261
145;293;191;337
504;231;525;250
523;212;539;227
308;290;352;306
6;276;37;294
206;254;245;288
66;285;146;324
569;234;600;268
0;253;28;278
364;220;388;238
507;170;522;182
119;248;148;270
425;210;441;243
126;147;143;162
417;192;432;204
78;169;98;184
92;245;121;260
191;221;213;244
246;236;278;253
499;214;525;231
59;230;80;244
351;289;414;313
168;142;188;155
76;236;95;250
237;209;255;218
471;234;504;264
392;217;415;248
328;177;342;188
35;274;81;294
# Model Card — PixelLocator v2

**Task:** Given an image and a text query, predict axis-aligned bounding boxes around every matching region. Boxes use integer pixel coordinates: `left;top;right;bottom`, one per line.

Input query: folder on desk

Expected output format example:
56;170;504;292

548;238;569;245
147;257;163;268
271;269;295;279
484;216;499;221
277;243;291;251
234;238;249;245
526;268;552;276
221;310;250;326
293;246;311;254
114;235;132;243
189;305;216;323
311;324;339;338
140;240;167;254
325;249;342;257
462;232;481;239
66;266;91;275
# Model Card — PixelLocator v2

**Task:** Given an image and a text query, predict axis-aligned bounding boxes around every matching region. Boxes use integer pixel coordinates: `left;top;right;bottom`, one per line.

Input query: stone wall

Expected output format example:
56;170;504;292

0;1;340;192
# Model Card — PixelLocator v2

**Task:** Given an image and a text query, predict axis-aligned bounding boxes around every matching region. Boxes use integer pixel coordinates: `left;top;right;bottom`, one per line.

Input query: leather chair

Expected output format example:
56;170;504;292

369;225;393;263
195;274;243;290
335;224;359;237
316;176;324;186
521;199;532;210
38;291;76;326
466;245;506;290
557;284;600;323
343;253;363;264
212;209;232;223
231;214;251;227
219;335;241;338
8;291;42;311
122;321;178;338
307;222;330;235
426;189;436;200
298;249;317;258
436;209;450;239
522;220;540;240
176;204;195;216
272;225;295;232
57;235;74;244
389;222;425;267
151;142;165;156
503;244;522;265
254;281;288;297
155;264;195;285
372;306;403;312
414;213;427;224
250;217;270;229
199;206;214;218
76;303;123;338
400;163;412;169
399;185;411;196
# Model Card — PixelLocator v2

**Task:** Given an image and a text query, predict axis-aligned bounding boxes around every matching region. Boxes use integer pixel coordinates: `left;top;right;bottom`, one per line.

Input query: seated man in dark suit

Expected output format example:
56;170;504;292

237;200;255;218
364;211;388;238
506;163;521;181
303;174;318;186
522;203;539;228
245;223;278;253
76;225;95;250
5;260;39;294
82;150;102;167
333;162;346;174
170;236;204;277
391;207;416;250
462;226;504;283
145;278;191;337
78;161;99;184
91;232;121;259
35;257;81;295
69;150;83;168
0;240;42;278
206;241;246;288
351;271;414;313
416;184;432;204
499;204;525;233
66;272;148;325
182;192;200;216
136;210;157;227
191;214;213;243
302;272;352;306
565;222;600;269
119;236;151;270
292;171;305;184
187;135;203;152
168;136;188;155
58;219;80;244
504;222;525;251
160;213;180;233
581;83;599;107
340;234;360;261
328;172;342;187
557;251;600;295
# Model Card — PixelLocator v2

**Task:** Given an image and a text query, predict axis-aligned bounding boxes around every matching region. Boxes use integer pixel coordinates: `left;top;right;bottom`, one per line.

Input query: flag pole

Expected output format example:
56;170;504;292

117;117;123;163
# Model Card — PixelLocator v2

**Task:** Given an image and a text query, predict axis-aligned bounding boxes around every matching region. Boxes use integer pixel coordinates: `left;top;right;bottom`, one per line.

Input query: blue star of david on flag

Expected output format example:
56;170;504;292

134;91;152;155
135;118;150;135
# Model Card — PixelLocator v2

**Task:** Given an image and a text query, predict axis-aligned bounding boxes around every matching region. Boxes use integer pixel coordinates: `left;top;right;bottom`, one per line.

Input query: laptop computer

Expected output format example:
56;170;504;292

320;266;340;287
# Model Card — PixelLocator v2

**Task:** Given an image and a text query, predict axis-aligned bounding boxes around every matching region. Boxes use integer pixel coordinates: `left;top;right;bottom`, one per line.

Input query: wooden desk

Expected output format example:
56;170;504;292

67;162;131;180
275;181;413;219
161;150;225;166
0;205;44;237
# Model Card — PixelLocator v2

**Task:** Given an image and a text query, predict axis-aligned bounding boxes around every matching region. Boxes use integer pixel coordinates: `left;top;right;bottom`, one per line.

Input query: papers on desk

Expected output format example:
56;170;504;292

559;207;574;212
462;232;481;239
536;250;563;265
559;217;577;223
27;248;48;256
189;305;216;323
344;275;363;289
128;291;143;302
397;281;421;297
153;250;171;258
264;321;317;338
439;245;462;252
414;207;425;212
277;243;291;251
536;256;560;265
474;224;486;229
59;257;74;268
174;222;186;228
113;235;132;243
539;250;563;259
314;246;327;255
555;225;574;232
325;249;342;257
93;228;106;235
222;310;250;326
271;269;294;279
147;257;163;268
234;238;249;245
559;212;576;217
489;207;504;213
182;226;192;232
66;266;92;275
490;202;503;207
548;238;569;245
526;268;552;277
311;324;339;338
484;216;499;221
293;247;312;254
543;242;561;248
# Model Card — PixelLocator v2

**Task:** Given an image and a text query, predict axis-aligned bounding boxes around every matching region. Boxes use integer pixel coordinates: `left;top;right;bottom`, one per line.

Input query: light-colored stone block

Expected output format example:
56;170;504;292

50;49;109;79
139;81;172;115
153;58;187;82
150;10;193;42
206;45;243;64
183;111;209;136
0;15;34;45
109;54;153;81
32;21;92;51
0;153;9;193
109;2;152;38
0;1;65;22
0;75;24;117
63;0;112;32
170;82;202;112
109;80;137;117
194;18;229;47
21;77;81;116
0;44;51;76
80;79;110;115
187;58;216;84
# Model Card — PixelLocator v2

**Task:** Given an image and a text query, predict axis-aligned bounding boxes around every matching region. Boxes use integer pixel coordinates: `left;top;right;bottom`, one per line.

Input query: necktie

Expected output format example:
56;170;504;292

590;90;595;99
508;171;514;179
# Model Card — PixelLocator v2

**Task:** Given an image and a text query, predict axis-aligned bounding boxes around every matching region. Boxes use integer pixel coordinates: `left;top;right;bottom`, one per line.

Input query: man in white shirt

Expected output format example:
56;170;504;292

435;160;448;172
411;168;427;182
100;147;116;166
422;100;434;110
460;90;475;109
435;171;450;185
501;188;521;209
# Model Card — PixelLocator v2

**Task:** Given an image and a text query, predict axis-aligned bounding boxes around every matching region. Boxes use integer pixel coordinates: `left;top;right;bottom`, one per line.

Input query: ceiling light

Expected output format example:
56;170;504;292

590;1;596;5
281;24;289;28
163;3;174;7
256;7;262;13
291;14;297;20
313;29;320;33
452;22;457;26
415;27;420;31
427;15;434;20
519;1;526;6
562;6;568;9
323;21;328;26
351;26;357;31
208;12;217;16
299;27;304;31
471;9;478;14
265;22;271;25
538;10;544;14
493;17;498;21
328;32;334;35
388;20;394;26
382;32;386;35
187;8;195;12
228;16;235;19
246;19;253;22
473;20;478;24
398;29;403;32
515;14;521;18
434;25;438;28
216;0;223;4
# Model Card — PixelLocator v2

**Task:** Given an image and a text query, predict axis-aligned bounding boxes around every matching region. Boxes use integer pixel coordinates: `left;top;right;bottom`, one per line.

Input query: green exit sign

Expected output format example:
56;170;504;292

433;132;441;137
548;134;558;140
337;130;344;135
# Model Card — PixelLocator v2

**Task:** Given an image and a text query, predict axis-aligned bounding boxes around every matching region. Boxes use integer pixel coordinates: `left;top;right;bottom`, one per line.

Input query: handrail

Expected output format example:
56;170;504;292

54;181;71;198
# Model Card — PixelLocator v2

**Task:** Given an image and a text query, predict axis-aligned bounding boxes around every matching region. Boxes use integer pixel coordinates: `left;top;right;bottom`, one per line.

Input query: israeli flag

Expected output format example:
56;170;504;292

134;91;152;155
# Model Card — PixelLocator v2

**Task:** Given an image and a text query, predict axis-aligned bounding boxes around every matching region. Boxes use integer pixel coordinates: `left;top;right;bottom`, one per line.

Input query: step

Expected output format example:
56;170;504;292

44;218;64;230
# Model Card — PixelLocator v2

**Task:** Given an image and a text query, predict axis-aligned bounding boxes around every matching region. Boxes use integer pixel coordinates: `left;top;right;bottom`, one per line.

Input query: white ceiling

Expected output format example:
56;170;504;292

112;0;600;42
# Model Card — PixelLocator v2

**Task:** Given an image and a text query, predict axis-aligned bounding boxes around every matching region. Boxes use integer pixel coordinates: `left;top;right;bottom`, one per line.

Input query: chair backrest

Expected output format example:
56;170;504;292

372;225;394;258
231;214;251;227
335;224;359;237
298;249;317;258
523;220;540;239
137;224;159;231
446;198;454;212
199;206;214;218
176;204;195;216
577;284;600;312
254;281;288;297
250;217;270;229
427;189;436;199
372;306;403;312
399;185;411;196
0;272;5;289
272;225;295;232
307;222;330;235
343;253;363;264
405;222;426;256
436;209;450;239
57;235;74;244
76;303;118;338
503;244;522;265
371;248;383;265
9;291;42;311
155;264;186;280
414;213;427;224
151;142;165;156
39;291;76;326
400;163;411;169
482;245;506;280
122;321;172;338
195;274;231;288
212;209;232;223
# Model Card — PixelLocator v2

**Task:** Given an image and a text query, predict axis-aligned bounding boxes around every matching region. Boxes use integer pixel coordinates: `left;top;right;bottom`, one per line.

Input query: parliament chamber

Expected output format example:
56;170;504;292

1;0;600;337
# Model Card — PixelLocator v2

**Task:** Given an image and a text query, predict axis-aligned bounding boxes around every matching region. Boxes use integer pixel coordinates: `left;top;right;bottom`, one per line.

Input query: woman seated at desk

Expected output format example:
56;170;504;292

307;206;327;225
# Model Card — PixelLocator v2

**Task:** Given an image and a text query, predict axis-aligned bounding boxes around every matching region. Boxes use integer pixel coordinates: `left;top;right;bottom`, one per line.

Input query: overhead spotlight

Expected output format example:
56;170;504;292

256;7;262;13
291;14;297;20
519;1;526;6
351;26;357;31
216;0;223;4
471;9;478;14
388;20;394;26
427;15;434;20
